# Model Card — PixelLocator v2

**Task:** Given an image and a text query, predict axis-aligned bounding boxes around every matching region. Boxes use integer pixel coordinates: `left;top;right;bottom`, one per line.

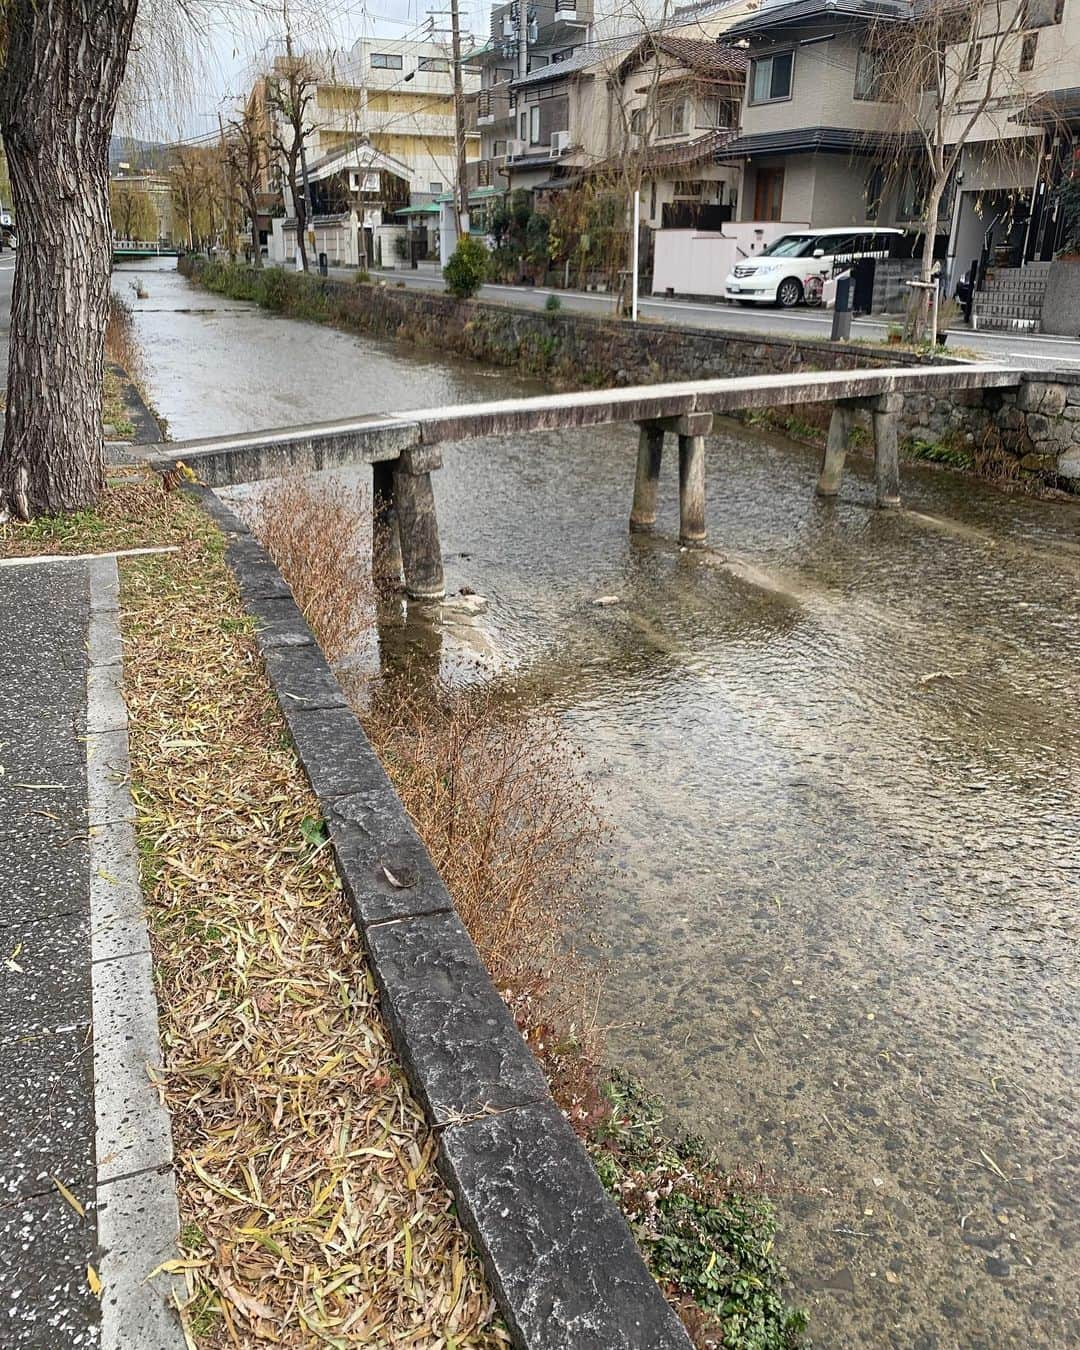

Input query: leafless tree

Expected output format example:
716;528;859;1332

867;0;1044;340
225;107;269;267
266;47;318;272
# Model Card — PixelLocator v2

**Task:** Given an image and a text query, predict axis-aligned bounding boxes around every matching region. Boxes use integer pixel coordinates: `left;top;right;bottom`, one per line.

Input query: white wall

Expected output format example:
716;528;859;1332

652;221;810;297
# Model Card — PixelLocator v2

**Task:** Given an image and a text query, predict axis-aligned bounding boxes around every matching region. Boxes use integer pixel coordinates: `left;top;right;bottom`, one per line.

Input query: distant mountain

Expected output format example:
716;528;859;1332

110;135;172;173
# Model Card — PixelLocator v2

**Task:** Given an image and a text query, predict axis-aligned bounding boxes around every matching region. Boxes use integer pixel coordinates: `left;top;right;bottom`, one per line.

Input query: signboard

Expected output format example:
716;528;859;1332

360;172;380;194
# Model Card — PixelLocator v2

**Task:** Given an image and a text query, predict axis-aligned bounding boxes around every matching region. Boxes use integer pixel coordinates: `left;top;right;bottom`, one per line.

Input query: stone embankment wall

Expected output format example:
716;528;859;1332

180;257;1080;491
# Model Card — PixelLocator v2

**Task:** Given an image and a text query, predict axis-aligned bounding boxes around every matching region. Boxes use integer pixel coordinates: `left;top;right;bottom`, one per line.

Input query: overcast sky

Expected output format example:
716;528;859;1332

143;0;494;143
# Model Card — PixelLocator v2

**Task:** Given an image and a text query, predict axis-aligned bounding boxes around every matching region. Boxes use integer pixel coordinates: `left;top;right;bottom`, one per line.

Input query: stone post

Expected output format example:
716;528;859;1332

371;460;403;588
630;422;665;532
393;446;445;599
816;400;854;497
871;392;902;508
676;412;712;547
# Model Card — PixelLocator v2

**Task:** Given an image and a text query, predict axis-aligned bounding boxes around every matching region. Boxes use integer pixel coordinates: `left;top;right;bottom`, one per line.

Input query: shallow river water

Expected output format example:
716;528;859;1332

121;261;1079;1348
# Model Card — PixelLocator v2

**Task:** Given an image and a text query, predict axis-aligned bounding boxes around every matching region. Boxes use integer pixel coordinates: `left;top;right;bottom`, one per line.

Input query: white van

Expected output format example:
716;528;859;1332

724;227;904;307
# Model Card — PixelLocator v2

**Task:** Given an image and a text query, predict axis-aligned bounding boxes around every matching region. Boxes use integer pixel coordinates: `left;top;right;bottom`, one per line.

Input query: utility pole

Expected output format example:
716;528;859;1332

517;0;528;80
449;0;469;241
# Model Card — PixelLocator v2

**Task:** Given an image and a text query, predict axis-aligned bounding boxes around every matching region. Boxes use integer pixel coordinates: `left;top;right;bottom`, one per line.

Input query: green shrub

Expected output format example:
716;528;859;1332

443;235;489;298
592;1074;806;1349
544;293;561;313
355;269;371;284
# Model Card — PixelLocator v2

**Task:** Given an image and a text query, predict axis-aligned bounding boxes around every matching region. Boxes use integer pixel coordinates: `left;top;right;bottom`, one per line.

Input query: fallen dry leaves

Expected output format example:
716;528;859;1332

116;488;504;1346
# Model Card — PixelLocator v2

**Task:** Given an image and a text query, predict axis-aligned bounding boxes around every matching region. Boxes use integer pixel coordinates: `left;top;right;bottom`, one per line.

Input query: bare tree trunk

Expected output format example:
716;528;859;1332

0;0;138;519
910;181;944;344
248;198;263;269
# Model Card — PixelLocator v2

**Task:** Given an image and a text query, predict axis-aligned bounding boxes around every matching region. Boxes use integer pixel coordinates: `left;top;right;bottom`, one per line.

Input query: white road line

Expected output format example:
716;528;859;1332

0;545;180;568
85;555;186;1350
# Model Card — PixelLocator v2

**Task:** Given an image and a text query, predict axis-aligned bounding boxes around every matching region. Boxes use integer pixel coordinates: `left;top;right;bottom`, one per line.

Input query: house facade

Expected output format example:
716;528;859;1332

715;0;917;231
475;0;594;193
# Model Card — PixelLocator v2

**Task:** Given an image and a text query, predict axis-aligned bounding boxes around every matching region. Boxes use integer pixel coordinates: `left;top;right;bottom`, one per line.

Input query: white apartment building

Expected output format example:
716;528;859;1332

302;36;480;201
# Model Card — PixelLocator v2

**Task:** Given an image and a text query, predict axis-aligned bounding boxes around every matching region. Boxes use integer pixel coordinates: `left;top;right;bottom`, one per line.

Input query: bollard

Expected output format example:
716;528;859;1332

318;251;328;277
830;276;853;342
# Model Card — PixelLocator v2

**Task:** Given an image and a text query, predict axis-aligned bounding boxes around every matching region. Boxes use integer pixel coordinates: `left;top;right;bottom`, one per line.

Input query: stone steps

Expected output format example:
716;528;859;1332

976;266;1049;329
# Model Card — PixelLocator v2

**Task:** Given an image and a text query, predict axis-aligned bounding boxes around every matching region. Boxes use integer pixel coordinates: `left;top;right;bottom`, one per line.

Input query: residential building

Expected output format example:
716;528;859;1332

708;0;1079;318
713;0;916;231
942;0;1080;276
474;0;594;194
306;37;480;201
613;36;747;231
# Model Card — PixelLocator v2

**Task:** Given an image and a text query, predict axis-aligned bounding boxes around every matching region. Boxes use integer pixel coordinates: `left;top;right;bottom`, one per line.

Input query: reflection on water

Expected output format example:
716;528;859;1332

125;260;1080;1348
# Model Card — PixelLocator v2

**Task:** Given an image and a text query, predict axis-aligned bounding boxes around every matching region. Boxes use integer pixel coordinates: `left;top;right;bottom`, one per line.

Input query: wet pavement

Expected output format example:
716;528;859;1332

0;562;100;1346
123;259;1080;1348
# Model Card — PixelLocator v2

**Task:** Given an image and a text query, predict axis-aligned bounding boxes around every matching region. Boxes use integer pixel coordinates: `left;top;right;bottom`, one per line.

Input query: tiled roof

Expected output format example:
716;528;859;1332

722;0;910;39
713;125;917;159
648;38;748;75
511;36;638;90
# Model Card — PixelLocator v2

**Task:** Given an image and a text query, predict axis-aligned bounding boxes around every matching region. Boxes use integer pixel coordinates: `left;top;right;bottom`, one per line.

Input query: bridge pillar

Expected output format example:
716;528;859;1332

676;413;712;547
816;400;855;497
871;393;902;508
393;447;445;599
630;422;665;531
371;461;403;588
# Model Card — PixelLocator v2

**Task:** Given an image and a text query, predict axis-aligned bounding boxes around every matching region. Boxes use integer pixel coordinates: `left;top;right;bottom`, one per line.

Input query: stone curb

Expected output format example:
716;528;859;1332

187;483;692;1350
85;557;186;1348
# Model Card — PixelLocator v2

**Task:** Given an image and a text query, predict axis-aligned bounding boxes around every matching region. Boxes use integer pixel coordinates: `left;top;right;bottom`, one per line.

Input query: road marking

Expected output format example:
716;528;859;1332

0;545;180;568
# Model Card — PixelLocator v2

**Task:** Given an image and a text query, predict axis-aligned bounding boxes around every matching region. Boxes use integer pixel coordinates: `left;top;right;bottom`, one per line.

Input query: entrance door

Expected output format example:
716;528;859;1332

754;168;785;221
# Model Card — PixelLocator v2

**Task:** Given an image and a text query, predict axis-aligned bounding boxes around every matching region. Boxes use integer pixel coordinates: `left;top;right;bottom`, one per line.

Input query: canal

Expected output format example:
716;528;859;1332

120;260;1079;1348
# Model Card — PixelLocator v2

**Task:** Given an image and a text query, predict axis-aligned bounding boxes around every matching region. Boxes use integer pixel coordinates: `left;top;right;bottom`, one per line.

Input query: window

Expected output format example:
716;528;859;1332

519;109;528;139
1020;31;1038;70
854;47;889;101
429;181;442;194
371;52;403;69
897;166;926;220
494;139;508;156
658;98;689;136
965;42;982;80
418;57;450;73
750;50;793;103
630;106;645;135
497;67;515;84
697;96;734;128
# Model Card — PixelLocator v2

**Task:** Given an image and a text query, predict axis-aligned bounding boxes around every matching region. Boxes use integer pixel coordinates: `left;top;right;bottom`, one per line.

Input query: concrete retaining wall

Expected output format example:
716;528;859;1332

180;257;1080;491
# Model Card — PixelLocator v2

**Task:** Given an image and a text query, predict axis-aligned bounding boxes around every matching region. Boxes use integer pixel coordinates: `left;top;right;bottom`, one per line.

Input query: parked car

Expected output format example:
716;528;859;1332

724;227;905;307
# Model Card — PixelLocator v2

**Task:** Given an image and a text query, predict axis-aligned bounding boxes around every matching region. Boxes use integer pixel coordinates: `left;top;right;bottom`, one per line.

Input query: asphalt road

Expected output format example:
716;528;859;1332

352;263;1080;372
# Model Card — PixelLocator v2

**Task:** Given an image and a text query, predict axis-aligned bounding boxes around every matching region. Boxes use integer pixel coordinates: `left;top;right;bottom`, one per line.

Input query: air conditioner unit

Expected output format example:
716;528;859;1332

550;130;570;155
508;138;527;158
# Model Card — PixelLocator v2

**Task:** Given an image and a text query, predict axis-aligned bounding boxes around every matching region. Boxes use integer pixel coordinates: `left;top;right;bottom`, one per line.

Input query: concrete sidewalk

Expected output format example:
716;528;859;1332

0;555;183;1347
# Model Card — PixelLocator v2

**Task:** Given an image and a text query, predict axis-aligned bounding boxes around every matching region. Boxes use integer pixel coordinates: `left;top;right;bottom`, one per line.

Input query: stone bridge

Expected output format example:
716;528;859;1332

159;364;1030;599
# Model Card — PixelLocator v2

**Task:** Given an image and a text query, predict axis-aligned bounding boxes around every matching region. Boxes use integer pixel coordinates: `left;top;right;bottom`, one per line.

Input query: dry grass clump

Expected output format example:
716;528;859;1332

366;685;609;1129
105;293;145;383
250;479;610;1129
114;486;502;1346
242;477;376;663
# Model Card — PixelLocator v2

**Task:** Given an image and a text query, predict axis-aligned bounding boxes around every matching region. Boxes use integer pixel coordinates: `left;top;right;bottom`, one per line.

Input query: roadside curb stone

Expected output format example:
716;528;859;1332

194;484;693;1350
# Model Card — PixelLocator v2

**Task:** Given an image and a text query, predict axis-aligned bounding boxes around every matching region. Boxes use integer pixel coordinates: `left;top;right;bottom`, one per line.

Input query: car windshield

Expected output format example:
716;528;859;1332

761;235;817;258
